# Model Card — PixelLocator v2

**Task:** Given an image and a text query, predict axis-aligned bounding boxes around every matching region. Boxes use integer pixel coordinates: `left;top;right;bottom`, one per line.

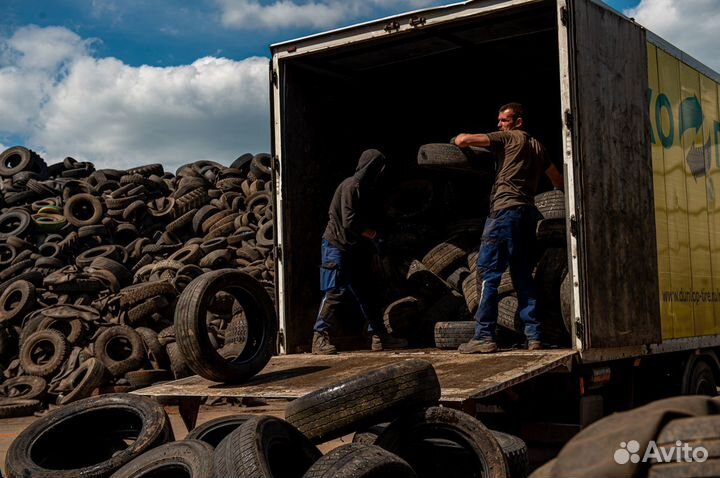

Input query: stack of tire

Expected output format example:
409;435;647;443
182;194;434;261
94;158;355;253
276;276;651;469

4;361;531;478
378;142;570;349
428;190;569;349
0;146;277;416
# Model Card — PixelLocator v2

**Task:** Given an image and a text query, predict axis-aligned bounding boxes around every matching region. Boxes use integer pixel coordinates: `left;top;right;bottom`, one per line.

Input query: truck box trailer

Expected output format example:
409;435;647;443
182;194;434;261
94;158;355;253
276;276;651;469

139;0;720;432
270;0;720;360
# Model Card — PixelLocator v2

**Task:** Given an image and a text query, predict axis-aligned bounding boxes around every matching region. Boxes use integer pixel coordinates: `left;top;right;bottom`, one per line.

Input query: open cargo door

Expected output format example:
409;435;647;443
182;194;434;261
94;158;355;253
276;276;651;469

567;0;661;348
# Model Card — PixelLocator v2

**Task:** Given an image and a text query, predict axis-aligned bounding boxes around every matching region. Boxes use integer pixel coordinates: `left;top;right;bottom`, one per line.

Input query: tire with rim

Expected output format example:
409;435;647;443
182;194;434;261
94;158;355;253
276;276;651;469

109;440;214;478
375;406;509;478
5;393;174;478
303;443;417;478
681;356;718;396
285;359;441;443
214;415;321;478
174;269;277;383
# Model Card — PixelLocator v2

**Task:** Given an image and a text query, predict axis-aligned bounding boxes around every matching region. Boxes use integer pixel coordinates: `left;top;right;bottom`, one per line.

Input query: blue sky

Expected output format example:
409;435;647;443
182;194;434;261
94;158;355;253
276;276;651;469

1;0;718;171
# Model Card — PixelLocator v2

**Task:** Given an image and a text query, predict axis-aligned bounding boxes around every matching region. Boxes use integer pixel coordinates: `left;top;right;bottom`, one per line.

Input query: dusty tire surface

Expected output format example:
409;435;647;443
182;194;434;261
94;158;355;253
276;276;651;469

375;406;509;478
434;321;476;349
534;190;565;220
186;414;253;448
94;325;145;377
648;415;720;477
109;439;214;478
57;358;108;405
214;415;321;478
5;393;174;478
174;269;277;383
0;399;42;419
19;328;68;378
303;443;417;478
285;359;441;443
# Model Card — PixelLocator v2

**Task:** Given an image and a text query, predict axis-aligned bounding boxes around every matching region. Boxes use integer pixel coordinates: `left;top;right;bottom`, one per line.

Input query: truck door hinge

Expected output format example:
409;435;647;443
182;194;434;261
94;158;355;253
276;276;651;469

409;16;426;28
560;6;568;26
575;319;584;340
384;21;400;33
570;214;578;237
271;70;278;87
275;245;282;262
564;109;573;130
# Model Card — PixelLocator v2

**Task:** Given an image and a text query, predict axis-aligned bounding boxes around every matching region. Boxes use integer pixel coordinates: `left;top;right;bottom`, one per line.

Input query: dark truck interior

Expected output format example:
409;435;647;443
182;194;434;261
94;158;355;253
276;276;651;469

278;1;569;353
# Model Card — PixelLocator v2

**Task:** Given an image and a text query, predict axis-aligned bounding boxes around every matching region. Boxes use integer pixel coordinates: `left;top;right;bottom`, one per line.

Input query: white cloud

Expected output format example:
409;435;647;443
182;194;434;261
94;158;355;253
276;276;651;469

0;26;90;134
0;26;269;172
216;0;443;29
626;0;720;71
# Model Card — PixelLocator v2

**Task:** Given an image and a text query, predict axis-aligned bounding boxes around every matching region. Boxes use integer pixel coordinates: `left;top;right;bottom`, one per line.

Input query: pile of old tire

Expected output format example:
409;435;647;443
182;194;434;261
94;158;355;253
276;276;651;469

3;362;527;478
0;146;277;415
184;359;527;478
380;189;569;349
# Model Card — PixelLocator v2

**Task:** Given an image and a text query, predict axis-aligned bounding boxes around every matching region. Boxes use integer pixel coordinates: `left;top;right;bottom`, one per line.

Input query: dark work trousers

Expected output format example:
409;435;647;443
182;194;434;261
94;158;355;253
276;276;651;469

313;239;379;334
474;205;542;341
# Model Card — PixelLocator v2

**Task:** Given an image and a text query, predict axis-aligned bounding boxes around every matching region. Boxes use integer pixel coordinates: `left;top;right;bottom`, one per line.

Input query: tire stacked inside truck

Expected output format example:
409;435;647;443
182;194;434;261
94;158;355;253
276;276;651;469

0;146;277;415
375;144;571;350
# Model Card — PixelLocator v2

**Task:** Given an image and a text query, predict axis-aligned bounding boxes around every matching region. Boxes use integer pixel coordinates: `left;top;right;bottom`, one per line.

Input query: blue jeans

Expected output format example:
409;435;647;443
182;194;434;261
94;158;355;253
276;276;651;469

474;206;542;341
313;239;378;334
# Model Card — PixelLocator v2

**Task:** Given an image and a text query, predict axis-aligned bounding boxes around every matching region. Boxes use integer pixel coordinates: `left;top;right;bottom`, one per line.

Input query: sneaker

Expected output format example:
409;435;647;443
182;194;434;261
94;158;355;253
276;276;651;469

312;331;337;355
527;340;544;351
458;339;498;354
371;334;408;352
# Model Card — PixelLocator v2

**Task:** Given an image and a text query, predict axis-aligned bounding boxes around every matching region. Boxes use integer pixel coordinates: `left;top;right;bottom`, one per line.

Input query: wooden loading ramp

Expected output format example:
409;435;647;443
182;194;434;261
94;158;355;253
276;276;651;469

134;349;577;430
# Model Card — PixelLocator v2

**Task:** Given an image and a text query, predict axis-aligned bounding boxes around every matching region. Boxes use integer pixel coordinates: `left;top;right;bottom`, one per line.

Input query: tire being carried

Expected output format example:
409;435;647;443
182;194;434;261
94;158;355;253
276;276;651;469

175;269;277;383
285;359;441;443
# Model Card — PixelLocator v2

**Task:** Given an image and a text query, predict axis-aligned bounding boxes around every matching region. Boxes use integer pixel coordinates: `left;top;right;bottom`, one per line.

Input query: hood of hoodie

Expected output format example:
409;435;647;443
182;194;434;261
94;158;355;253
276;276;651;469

353;149;386;190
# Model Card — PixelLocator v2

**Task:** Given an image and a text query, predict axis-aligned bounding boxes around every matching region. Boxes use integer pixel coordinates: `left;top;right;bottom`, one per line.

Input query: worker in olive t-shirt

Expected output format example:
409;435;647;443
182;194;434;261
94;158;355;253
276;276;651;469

453;103;563;353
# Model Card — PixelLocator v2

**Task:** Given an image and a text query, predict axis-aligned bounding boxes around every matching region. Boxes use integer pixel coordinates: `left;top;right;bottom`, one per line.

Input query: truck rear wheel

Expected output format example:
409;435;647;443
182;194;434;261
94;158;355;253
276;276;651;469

681;356;718;396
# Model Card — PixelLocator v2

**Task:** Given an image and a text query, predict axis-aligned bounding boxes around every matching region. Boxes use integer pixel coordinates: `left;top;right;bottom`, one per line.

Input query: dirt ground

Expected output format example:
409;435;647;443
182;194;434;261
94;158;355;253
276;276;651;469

0;399;352;475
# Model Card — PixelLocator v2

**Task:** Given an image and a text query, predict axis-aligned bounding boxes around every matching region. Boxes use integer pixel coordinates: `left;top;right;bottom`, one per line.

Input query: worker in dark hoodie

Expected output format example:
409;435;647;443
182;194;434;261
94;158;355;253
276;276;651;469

312;149;408;355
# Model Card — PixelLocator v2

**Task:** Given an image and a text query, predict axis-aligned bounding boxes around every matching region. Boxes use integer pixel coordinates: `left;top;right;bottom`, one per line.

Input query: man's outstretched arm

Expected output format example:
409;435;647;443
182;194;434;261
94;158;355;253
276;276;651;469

453;133;491;148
